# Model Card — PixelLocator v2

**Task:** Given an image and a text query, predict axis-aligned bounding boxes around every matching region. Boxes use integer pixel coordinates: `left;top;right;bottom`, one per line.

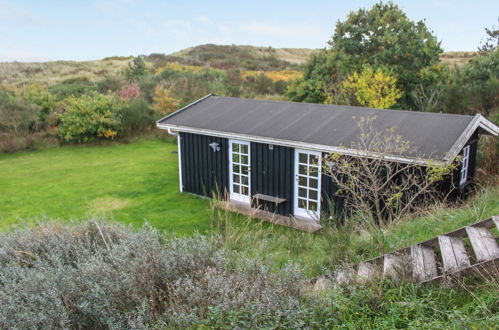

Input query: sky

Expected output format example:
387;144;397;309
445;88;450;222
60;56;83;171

0;0;498;62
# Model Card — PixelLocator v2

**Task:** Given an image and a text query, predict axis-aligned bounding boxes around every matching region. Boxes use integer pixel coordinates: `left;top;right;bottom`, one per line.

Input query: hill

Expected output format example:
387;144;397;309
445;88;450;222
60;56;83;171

0;45;314;87
0;44;475;87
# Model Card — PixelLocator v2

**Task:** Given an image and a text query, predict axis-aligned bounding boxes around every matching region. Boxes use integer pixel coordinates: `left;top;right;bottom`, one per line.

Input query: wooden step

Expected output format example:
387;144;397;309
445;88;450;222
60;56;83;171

383;252;410;281
411;244;438;283
357;261;380;282
492;216;499;231
438;235;471;273
333;267;355;287
466;226;499;262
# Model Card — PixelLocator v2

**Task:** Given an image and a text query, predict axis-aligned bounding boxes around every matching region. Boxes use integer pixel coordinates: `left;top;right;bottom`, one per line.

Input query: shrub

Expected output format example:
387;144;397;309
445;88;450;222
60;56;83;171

118;98;156;136
58;93;121;142
0;221;303;329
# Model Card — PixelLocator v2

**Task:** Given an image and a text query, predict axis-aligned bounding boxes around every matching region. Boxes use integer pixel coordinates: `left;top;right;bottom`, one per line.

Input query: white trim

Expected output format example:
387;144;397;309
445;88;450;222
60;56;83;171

293;149;321;221
167;128;183;192
460;145;470;186
445;114;499;162
228;139;251;204
158;123;441;166
177;135;183;192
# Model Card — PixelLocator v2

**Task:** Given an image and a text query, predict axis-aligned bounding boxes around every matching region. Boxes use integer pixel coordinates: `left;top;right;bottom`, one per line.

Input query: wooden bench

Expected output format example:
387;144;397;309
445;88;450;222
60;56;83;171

253;193;286;204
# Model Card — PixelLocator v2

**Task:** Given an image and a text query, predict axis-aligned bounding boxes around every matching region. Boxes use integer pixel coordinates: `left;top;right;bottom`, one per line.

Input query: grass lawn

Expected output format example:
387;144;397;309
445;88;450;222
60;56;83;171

0;138;212;234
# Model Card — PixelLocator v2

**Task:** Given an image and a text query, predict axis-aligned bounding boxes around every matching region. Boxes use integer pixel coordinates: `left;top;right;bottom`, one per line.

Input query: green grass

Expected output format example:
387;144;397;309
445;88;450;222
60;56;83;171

0;138;211;234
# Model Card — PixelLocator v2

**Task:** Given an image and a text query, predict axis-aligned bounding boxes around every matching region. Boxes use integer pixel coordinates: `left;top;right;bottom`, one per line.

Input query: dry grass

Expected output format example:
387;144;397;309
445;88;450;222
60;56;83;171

440;51;477;68
0;58;131;87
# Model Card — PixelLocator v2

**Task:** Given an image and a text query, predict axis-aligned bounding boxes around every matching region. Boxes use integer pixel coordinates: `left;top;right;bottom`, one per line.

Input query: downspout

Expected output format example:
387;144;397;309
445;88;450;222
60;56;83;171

168;128;183;192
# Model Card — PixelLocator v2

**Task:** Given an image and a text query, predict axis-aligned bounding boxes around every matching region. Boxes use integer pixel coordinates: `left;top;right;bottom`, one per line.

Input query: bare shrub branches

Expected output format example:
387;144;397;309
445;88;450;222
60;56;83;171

323;116;459;224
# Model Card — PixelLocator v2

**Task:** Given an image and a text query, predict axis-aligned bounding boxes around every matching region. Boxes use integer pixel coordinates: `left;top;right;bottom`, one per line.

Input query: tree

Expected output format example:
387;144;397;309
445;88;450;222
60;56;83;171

152;84;180;116
478;18;498;53
125;56;147;81
339;67;402;108
289;2;442;109
323;116;457;224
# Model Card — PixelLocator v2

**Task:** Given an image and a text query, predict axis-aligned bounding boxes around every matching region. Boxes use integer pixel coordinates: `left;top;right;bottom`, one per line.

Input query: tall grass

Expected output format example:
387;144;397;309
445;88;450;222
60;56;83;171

210;185;499;276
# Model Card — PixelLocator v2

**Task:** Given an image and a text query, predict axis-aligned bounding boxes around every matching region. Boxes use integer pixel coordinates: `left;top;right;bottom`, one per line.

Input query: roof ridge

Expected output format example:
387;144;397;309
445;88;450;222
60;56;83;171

212;95;476;119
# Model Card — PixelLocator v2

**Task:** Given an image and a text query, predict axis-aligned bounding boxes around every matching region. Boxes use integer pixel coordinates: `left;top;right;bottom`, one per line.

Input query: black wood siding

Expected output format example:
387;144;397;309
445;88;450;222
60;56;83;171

321;168;345;218
250;143;294;215
180;132;229;198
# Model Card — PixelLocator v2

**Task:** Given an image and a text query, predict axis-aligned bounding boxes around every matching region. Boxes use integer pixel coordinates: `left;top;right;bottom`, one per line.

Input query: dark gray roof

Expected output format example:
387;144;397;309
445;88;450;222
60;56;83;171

158;95;477;162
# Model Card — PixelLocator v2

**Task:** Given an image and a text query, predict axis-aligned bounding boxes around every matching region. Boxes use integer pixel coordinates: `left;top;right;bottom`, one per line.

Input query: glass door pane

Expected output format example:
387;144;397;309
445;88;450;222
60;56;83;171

294;149;321;220
229;140;251;203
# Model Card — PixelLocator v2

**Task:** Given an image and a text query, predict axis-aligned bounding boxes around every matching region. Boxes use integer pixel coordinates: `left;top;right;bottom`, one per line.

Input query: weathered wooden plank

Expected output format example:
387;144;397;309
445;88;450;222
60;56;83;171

253;193;286;204
357;261;380;282
492;216;499;231
383;253;409;281
334;267;355;287
411;244;438;283
466;226;499;262
438;235;470;273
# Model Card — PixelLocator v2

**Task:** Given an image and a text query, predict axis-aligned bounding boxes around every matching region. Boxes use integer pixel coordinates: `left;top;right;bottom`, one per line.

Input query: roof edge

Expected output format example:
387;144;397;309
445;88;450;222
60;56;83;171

156;94;214;125
158;123;447;167
444;114;499;162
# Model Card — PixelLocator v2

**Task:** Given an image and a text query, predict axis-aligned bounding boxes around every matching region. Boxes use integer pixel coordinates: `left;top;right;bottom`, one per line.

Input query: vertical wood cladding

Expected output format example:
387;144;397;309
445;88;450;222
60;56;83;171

250;142;294;215
180;132;228;198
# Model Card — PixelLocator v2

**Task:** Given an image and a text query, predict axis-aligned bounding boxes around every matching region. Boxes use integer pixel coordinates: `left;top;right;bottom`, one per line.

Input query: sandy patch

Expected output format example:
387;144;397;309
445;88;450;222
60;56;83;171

89;196;131;212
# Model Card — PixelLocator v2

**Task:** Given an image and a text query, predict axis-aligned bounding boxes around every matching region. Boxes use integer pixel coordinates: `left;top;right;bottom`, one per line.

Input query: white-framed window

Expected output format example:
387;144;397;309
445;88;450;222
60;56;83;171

460;145;470;185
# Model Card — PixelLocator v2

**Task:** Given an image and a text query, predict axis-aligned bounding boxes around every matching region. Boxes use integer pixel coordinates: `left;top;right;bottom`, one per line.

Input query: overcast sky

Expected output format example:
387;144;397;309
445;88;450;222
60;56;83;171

1;0;497;62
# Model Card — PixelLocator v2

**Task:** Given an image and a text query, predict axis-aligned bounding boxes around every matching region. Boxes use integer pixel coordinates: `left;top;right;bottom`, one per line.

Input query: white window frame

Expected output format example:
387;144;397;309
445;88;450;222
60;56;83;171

228;139;251;204
293;149;321;221
460;145;470;185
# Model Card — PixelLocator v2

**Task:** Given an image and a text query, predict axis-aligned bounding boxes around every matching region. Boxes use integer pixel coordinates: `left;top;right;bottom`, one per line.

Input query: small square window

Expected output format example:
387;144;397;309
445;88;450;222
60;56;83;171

309;201;317;211
232;144;239;152
299;153;307;163
233;184;240;193
241;175;248;185
298;198;307;208
241;144;248;154
309;189;318;200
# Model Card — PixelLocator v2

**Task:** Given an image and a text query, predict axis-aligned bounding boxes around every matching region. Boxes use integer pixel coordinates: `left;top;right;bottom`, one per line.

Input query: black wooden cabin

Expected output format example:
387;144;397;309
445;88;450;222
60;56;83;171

158;94;498;222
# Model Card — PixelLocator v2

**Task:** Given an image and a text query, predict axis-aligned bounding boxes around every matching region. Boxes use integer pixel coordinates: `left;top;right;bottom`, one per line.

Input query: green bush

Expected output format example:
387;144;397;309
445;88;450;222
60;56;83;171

118;98;156;136
58;93;121;142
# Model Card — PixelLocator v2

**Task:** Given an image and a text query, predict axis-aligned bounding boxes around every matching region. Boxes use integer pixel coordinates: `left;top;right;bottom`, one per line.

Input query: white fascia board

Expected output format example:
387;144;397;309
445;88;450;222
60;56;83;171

444;114;499;162
157;123;445;167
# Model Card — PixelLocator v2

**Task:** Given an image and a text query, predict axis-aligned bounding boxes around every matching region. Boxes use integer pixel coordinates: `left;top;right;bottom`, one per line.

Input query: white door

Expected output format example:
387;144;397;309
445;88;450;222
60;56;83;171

229;139;251;203
294;149;321;220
